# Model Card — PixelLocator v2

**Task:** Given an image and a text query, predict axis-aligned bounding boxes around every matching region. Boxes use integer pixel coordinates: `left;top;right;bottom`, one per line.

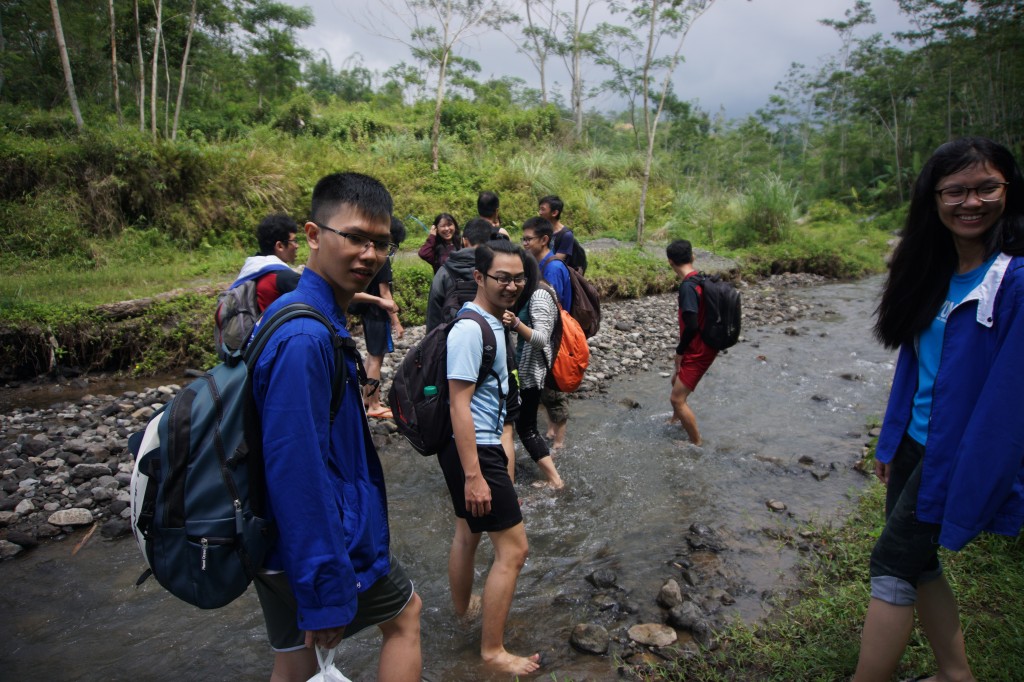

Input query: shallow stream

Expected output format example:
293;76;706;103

0;277;895;681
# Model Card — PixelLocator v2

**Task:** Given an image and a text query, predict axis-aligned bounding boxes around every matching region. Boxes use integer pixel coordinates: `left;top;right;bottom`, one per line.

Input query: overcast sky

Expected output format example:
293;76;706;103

294;0;912;120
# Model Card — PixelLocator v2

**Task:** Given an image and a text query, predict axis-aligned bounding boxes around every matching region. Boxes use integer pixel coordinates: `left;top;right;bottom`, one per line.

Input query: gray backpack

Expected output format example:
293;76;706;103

213;280;261;361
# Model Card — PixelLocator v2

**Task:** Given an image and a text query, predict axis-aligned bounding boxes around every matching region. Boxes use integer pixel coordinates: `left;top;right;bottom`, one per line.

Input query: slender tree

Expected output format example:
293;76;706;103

134;0;146;132
49;0;84;131
613;0;718;243
171;0;197;140
369;0;515;171
108;0;123;123
149;0;162;140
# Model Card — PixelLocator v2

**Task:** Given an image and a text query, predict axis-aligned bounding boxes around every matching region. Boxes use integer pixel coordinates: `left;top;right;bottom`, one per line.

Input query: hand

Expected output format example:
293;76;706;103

502;310;517;328
874;459;891;485
464;473;492;517
305;625;345;650
380;299;399;314
394;321;405;339
429;224;438;236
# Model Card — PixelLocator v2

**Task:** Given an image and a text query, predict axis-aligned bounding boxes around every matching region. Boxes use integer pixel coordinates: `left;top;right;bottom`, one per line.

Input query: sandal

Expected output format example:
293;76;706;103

366;407;393;419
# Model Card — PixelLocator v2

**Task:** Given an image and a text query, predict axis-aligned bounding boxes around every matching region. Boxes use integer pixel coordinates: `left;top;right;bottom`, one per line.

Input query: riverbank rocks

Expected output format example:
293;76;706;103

1;274;819;557
627;623;677;647
570;623;610;654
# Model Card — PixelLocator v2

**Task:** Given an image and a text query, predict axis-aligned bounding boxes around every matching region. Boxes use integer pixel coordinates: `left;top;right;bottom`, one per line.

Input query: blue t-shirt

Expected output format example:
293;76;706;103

540;254;573;311
447;302;507;445
909;254;998;445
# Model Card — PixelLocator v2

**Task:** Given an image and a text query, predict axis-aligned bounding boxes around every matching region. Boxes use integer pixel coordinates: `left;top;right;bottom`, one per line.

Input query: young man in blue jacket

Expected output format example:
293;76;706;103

250;172;421;682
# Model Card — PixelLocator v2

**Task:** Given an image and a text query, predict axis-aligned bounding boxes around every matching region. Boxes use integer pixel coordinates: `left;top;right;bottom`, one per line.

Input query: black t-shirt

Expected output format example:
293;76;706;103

363;259;393;320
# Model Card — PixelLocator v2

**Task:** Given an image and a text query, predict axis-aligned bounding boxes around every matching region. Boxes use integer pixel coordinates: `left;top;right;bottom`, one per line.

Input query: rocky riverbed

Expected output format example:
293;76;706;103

0;273;824;558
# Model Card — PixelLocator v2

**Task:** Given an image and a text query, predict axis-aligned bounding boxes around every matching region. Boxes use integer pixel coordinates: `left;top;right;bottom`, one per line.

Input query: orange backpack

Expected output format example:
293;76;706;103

540;284;590;392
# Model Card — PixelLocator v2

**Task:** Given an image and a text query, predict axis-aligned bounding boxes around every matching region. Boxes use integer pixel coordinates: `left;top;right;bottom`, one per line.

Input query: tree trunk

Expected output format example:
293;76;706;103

161;27;171;138
430;47;450;173
134;0;145;132
1;11;8;98
150;0;162;140
108;0;123;123
171;0;197;141
49;0;84;131
571;0;583;139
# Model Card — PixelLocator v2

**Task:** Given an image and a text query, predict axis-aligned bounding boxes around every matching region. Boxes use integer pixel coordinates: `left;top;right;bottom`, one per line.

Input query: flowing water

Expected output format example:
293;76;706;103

0;277;895;681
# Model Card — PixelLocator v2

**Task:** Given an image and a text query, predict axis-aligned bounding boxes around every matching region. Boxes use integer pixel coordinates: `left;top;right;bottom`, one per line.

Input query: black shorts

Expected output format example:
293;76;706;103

254;557;415;652
438;440;522;533
363;317;393;357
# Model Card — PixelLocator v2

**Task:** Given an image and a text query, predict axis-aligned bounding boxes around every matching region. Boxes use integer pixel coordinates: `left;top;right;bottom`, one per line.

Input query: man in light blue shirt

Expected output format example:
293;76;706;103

438;239;541;676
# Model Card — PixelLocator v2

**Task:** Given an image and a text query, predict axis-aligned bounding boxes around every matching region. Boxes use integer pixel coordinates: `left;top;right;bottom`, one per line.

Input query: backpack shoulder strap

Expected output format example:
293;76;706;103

245;303;349;421
451;308;497;388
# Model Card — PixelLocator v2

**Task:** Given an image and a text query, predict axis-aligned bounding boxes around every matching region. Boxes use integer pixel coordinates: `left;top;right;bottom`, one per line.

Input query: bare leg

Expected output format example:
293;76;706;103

549;420;567;452
364;353;384;413
916;576;975;682
377;592;423;682
535;455;564;489
669;379;701;445
480;523;540;675
448;518;482;616
268;648;316;682
852;598;915;682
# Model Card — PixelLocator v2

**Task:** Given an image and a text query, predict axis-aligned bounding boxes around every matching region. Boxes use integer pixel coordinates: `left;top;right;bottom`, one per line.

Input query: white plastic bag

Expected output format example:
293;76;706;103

305;647;353;682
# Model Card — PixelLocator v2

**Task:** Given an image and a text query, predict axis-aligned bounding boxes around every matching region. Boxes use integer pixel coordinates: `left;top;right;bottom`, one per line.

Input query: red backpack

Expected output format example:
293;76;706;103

540;284;590;393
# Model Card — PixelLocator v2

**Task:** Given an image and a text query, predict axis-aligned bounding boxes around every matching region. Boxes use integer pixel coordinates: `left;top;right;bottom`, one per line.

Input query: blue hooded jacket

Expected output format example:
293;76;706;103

877;253;1024;551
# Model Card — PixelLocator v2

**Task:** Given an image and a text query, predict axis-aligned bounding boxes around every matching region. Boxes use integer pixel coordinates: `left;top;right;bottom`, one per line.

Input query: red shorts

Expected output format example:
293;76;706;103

676;349;716;392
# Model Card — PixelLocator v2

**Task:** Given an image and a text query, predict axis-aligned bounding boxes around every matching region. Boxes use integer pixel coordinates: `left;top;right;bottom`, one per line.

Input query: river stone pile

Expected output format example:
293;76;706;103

0;273;821;561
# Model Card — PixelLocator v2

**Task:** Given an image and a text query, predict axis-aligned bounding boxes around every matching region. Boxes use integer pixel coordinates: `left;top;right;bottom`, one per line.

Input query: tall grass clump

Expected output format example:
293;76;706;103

730;172;798;247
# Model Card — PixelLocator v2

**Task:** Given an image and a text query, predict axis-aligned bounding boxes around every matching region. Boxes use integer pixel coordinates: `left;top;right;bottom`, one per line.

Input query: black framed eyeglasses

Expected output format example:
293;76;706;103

312;222;397;258
935;182;1009;206
483;272;527;287
521;235;538;244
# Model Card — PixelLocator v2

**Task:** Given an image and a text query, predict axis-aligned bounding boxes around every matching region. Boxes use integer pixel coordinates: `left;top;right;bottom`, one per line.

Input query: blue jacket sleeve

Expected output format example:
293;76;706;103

253;323;359;630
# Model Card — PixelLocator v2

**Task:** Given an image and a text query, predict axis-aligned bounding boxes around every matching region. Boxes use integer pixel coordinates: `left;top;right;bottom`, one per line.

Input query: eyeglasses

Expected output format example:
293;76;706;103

935;182;1009;206
312;222;397;258
286;239;300;246
521;235;538;244
483;272;527;287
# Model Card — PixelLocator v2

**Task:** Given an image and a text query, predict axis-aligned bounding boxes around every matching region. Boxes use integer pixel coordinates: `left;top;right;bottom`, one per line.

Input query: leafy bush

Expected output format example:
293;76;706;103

730;172;797;247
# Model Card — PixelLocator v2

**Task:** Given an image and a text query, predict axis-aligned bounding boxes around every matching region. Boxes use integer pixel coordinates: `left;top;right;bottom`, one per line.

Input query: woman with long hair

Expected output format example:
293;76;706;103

418;212;460;272
854;137;1024;681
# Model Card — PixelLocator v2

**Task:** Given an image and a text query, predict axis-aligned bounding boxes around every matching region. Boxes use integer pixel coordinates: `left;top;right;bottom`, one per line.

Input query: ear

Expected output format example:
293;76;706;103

304;221;321;252
473;269;485;287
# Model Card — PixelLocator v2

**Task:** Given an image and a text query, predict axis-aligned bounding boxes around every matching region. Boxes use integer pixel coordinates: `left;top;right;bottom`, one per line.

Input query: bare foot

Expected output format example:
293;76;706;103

549;442;564;453
482;650;541;676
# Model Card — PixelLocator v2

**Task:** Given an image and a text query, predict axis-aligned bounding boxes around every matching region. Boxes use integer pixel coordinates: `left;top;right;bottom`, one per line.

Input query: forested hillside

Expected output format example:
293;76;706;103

0;0;1021;374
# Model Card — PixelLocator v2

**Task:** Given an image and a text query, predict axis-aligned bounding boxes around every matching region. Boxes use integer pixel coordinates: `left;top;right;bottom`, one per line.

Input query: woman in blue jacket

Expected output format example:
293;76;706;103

853;138;1024;681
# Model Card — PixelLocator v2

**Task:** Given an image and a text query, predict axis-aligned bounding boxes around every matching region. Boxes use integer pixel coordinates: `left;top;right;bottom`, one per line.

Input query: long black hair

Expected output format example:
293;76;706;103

432;212;461;245
874;137;1024;349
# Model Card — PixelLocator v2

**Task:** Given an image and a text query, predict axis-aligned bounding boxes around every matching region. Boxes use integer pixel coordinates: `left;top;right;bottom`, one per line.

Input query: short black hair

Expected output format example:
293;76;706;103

256;213;298;255
522;216;553;245
390;216;407;245
310;172;392;225
463;217;497;246
666;239;693;265
538;194;563;218
477;191;500;219
475;238;526;278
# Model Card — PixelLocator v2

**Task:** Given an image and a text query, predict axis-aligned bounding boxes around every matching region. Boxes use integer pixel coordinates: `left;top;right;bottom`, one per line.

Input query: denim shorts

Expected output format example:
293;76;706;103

868;434;943;606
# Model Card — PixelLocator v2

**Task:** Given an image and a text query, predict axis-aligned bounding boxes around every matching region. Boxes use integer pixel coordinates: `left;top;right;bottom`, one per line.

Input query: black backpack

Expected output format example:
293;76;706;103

441;277;480;326
552;230;588;275
690;274;742;350
388;309;501;456
129;303;350;609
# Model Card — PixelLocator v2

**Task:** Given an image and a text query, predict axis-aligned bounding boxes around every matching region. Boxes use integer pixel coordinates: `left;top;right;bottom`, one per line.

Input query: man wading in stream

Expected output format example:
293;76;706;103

667;239;718;445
